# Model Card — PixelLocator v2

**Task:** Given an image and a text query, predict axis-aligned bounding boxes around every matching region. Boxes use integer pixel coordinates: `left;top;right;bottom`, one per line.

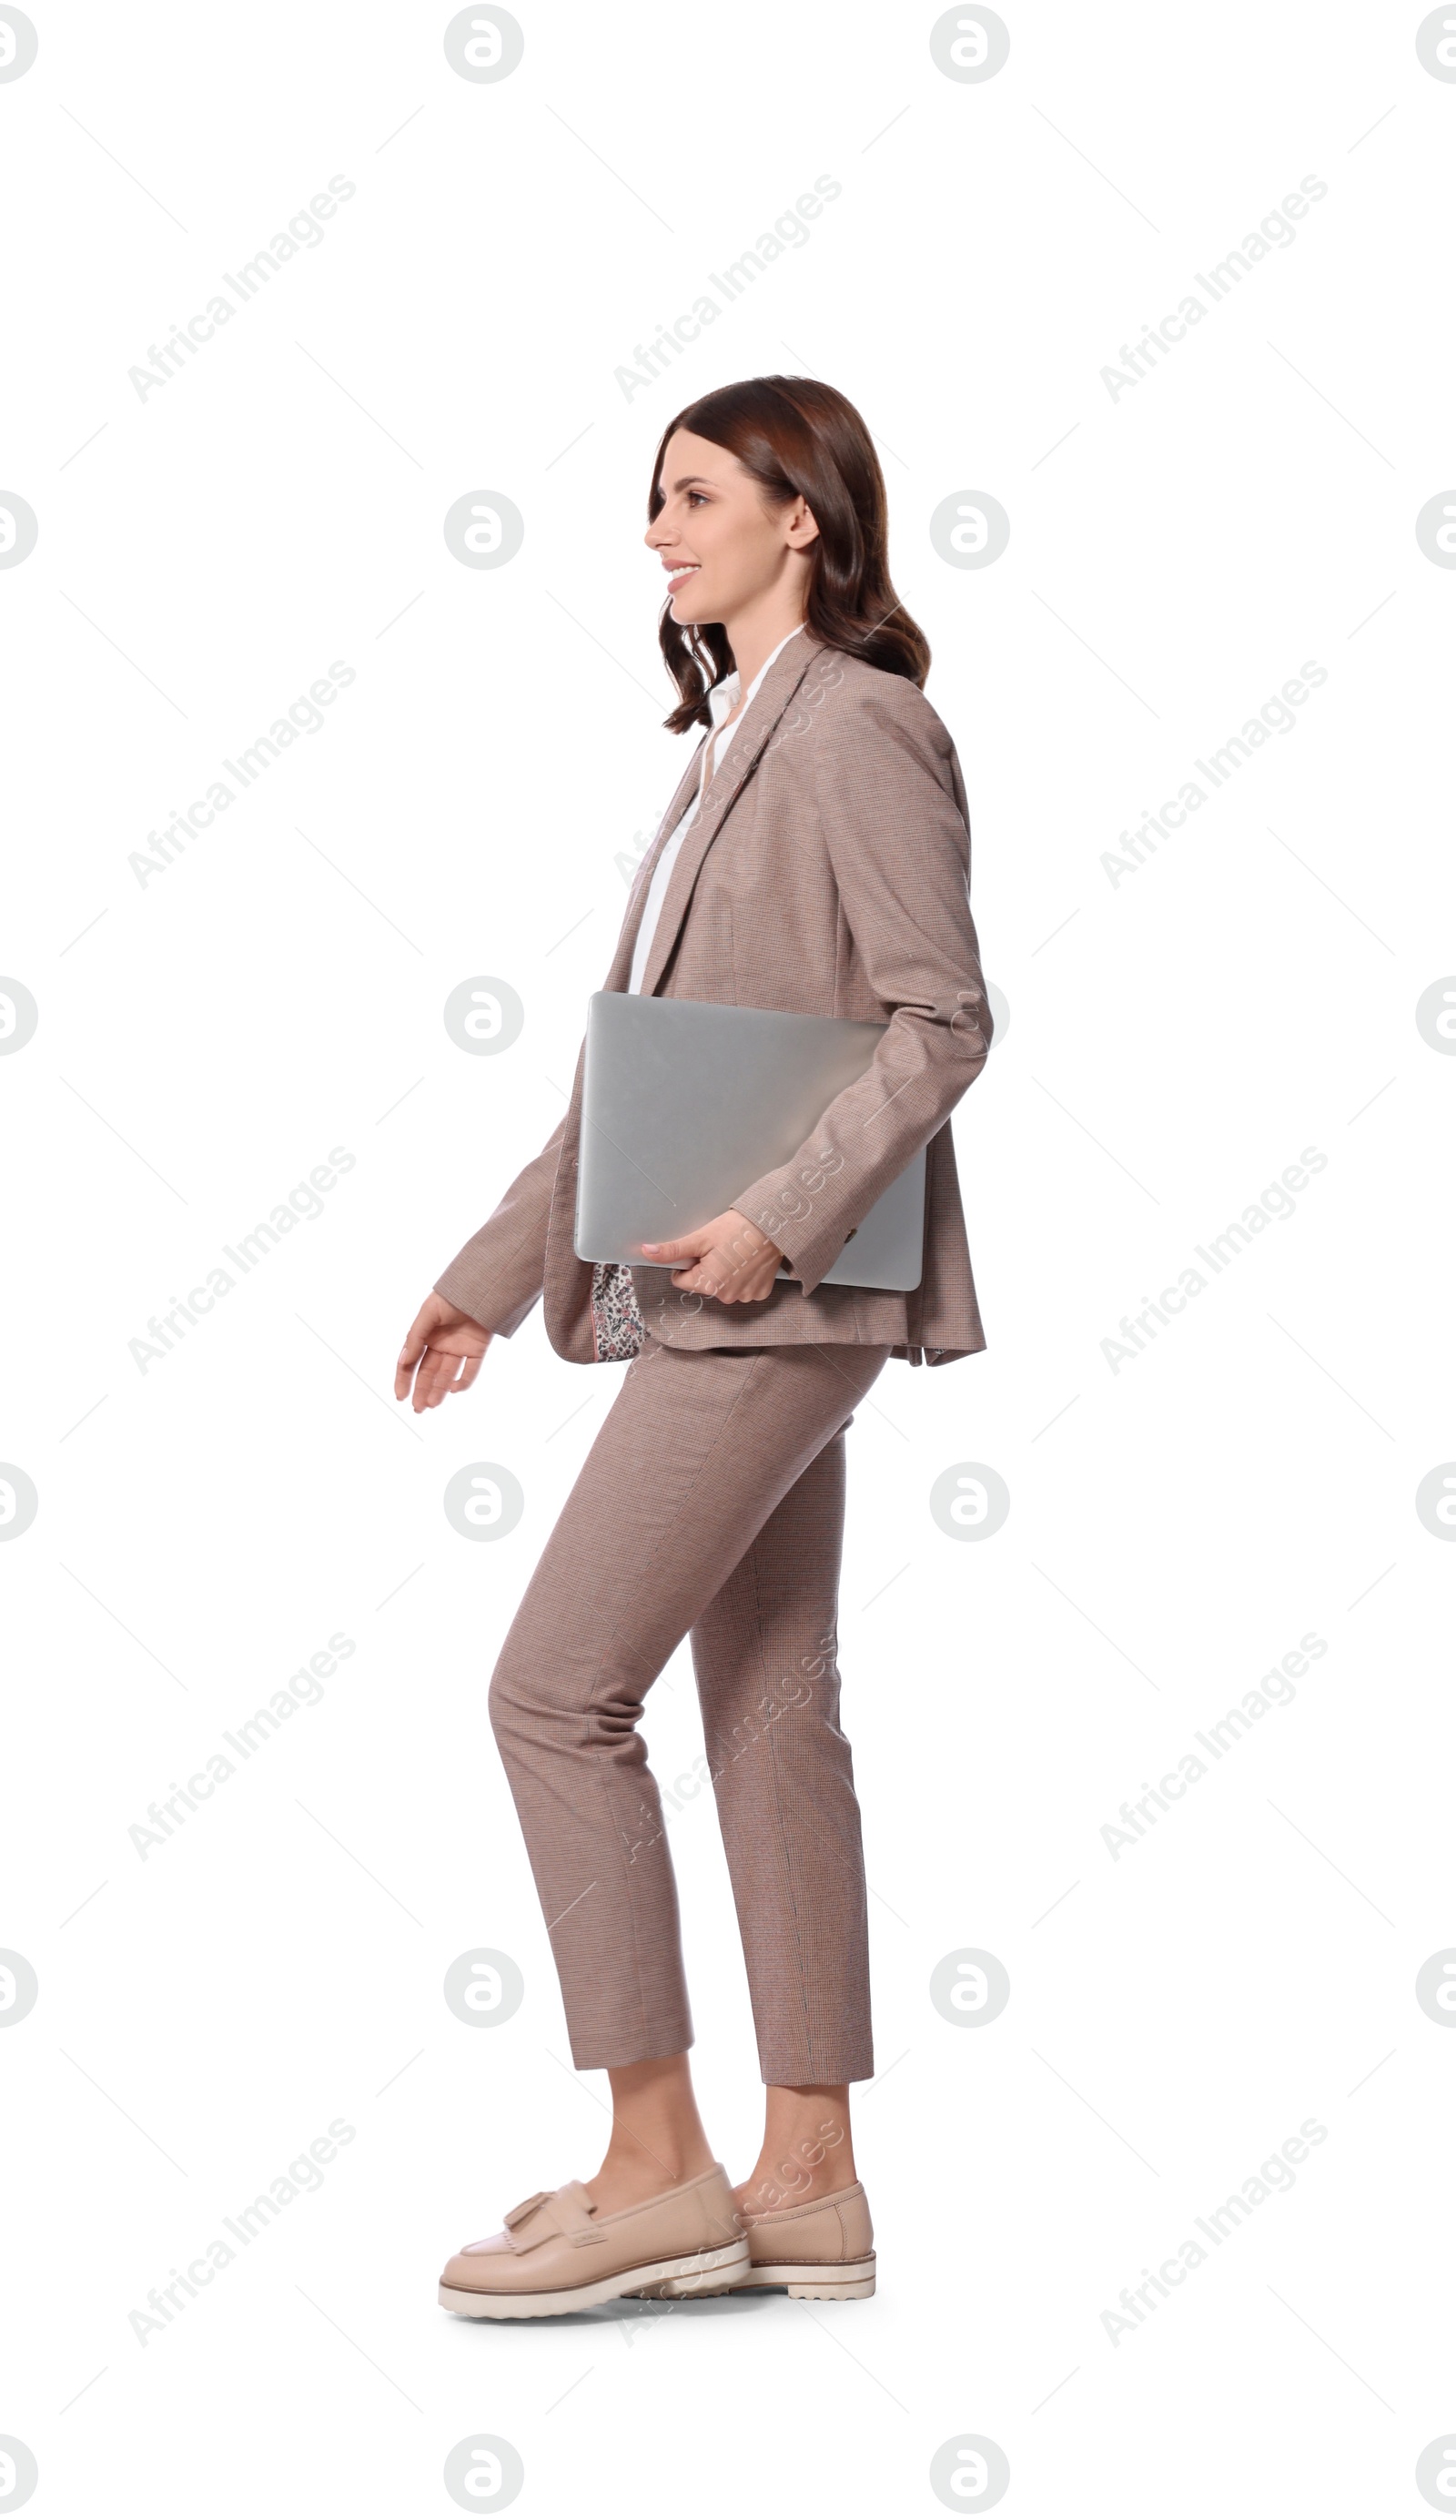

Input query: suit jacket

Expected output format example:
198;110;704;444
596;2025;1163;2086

433;628;993;1367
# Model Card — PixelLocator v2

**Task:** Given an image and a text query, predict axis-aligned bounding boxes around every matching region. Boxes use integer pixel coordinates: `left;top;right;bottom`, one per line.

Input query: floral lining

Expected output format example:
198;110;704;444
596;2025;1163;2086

590;1260;647;1362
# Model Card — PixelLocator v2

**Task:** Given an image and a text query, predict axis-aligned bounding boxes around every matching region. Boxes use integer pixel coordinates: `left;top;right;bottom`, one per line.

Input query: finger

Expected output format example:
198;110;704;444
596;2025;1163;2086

676;1266;733;1300
398;1306;433;1371
396;1343;430;1402
394;1336;424;1399
396;1309;445;1398
450;1351;485;1393
412;1348;458;1412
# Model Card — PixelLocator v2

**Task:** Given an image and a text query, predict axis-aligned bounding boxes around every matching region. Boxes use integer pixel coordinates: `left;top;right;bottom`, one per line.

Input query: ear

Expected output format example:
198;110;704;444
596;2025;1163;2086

784;496;820;551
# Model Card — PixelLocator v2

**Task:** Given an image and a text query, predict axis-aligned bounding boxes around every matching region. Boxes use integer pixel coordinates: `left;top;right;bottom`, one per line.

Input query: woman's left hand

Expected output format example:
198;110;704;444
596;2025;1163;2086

641;1209;785;1302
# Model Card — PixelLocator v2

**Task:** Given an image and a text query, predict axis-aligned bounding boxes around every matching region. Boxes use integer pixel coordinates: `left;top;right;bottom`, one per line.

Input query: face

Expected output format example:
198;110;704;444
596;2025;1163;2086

645;428;817;625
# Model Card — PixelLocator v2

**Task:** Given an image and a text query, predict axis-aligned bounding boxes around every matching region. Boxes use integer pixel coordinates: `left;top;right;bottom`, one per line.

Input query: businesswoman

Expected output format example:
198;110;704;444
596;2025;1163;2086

398;376;993;2316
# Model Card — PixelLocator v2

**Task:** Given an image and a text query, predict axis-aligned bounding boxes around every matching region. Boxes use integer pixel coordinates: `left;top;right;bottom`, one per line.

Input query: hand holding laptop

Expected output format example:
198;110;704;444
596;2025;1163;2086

641;1209;785;1303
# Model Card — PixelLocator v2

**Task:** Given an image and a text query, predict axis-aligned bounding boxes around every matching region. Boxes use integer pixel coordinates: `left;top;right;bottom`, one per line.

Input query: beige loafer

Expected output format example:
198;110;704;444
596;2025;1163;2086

733;2179;876;2299
439;2164;748;2319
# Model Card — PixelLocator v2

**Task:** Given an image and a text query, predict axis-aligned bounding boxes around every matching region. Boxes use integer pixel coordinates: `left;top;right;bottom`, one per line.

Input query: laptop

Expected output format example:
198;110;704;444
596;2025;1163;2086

573;992;925;1292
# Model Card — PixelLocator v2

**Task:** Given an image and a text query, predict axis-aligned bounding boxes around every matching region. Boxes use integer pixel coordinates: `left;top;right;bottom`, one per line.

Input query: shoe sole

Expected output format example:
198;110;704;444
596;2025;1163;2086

440;2237;750;2319
732;2254;876;2300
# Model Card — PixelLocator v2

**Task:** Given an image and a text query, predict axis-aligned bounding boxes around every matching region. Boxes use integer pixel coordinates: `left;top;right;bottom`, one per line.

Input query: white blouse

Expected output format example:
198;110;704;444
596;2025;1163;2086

628;624;804;995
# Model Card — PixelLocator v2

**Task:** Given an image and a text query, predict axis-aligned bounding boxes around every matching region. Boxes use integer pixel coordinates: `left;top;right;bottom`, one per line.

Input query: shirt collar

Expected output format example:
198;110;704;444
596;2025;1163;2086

706;622;804;727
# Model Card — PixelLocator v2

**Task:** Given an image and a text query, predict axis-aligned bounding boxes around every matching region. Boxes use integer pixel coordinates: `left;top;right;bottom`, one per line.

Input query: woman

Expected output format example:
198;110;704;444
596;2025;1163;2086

397;376;993;2318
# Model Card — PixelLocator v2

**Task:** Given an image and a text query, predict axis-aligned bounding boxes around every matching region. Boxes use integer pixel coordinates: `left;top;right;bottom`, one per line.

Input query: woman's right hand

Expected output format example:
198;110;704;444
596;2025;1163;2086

395;1294;492;1413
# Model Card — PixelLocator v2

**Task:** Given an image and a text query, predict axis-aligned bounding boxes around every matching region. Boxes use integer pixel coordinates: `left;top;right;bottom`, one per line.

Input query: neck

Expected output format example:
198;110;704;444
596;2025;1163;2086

722;600;805;696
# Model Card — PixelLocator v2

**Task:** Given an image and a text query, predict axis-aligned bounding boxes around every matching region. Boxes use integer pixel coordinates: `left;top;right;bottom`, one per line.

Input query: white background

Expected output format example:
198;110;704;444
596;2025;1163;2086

4;2;1455;2514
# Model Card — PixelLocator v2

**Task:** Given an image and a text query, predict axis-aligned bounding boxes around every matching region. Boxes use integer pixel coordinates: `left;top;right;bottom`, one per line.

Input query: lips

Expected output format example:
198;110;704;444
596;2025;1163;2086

664;563;700;592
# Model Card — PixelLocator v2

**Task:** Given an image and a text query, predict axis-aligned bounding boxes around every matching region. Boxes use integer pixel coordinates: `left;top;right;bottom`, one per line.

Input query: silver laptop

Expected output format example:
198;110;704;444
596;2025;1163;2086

573;992;925;1291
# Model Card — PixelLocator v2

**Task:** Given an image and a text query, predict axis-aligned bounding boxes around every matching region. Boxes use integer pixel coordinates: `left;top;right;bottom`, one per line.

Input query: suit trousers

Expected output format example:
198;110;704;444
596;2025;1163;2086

488;1332;893;2086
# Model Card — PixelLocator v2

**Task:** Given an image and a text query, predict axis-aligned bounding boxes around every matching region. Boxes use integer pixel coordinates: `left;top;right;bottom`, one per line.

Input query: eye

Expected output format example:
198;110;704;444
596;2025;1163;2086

686;490;707;507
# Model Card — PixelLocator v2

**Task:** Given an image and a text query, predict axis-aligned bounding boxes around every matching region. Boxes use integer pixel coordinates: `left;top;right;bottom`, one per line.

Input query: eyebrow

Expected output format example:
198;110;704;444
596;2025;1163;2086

665;473;716;494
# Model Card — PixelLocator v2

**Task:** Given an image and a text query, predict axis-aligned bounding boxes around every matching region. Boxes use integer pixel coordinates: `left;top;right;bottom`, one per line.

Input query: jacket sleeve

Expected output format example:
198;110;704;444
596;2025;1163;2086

432;1107;568;1336
732;678;992;1297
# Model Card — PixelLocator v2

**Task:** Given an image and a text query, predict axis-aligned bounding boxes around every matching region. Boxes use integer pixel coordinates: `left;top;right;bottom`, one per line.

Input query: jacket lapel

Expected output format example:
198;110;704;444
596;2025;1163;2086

630;631;823;1000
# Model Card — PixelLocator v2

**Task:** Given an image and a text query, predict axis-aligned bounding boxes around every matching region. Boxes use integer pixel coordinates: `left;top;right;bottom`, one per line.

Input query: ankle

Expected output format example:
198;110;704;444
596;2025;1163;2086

733;2149;856;2217
733;2085;854;2215
581;2053;717;2210
585;2140;713;2213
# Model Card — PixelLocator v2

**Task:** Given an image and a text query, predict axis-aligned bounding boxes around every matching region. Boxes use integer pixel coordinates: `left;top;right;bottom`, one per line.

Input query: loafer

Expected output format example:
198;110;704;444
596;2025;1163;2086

733;2179;876;2298
439;2164;748;2319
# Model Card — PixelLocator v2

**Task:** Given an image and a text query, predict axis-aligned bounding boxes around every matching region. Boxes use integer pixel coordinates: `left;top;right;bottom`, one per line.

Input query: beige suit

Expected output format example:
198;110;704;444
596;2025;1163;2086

440;635;992;2082
435;630;992;1364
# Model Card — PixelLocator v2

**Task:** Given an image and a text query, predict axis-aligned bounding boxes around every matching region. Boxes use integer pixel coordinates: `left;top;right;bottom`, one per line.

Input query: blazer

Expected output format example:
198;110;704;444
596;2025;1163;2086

433;628;994;1367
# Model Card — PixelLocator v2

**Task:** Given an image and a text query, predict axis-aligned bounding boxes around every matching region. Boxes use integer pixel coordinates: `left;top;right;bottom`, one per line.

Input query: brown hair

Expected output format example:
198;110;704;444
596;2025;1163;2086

648;375;931;734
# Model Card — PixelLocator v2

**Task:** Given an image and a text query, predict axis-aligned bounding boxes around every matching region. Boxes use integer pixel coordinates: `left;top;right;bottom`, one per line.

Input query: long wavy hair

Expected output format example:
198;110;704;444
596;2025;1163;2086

648;376;930;734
